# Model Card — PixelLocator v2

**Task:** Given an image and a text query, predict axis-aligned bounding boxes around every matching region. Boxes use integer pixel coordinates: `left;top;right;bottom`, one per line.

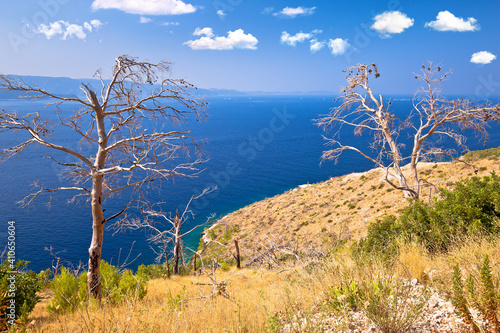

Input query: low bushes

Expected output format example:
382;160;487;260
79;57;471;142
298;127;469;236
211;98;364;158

47;260;147;314
0;259;41;329
354;172;500;259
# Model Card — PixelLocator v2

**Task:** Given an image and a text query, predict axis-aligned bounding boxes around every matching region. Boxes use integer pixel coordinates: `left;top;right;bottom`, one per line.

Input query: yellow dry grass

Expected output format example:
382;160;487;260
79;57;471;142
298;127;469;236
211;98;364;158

22;234;500;332
26;266;329;332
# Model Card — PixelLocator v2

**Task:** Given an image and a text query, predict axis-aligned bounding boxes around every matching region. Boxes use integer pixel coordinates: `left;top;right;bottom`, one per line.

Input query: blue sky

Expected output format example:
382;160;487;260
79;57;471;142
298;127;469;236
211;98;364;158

1;0;499;95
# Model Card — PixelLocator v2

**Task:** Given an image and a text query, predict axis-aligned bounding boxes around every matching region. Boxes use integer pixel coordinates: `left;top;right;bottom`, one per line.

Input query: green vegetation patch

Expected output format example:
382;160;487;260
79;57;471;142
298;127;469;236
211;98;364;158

464;145;500;161
354;172;500;259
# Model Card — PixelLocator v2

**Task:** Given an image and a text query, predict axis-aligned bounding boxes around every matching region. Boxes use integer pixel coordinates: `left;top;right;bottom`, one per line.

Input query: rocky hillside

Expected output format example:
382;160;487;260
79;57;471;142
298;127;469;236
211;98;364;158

199;154;500;265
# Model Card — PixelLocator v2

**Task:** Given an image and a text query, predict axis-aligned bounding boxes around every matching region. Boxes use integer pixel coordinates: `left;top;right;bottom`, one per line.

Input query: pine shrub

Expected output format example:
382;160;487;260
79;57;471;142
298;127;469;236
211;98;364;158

451;256;500;332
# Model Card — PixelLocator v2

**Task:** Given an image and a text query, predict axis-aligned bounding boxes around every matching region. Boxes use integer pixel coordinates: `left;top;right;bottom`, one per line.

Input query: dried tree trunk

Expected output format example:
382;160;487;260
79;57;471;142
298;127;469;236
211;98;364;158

376;98;415;199
234;239;241;269
88;177;104;299
172;211;181;275
87;91;107;300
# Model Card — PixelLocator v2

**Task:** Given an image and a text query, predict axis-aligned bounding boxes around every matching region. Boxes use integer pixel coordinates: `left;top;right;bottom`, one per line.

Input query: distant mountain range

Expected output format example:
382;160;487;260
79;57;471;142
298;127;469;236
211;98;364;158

0;75;336;100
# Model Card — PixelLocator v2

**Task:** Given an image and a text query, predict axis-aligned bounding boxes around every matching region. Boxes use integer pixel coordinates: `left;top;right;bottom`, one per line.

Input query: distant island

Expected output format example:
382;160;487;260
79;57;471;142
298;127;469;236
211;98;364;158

0;75;337;100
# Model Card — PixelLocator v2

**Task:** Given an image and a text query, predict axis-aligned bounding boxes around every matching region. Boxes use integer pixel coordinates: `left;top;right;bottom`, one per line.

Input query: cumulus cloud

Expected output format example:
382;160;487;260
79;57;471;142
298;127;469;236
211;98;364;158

274;6;316;18
162;21;180;26
425;11;479;32
217;10;226;17
91;0;196;15
36;20;103;40
281;32;311;46
185;28;258;50
140;17;152;23
281;30;321;46
84;22;93;31
193;27;214;37
310;39;325;53
371;11;414;37
328;38;350;56
470;51;497;65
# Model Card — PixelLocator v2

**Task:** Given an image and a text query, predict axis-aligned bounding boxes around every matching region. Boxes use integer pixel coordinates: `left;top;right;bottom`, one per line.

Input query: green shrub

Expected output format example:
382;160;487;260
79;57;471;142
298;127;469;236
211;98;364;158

220;262;230;272
0;259;41;328
451;265;480;332
325;281;359;312
118;270;147;300
352;216;402;262
451;256;500;332
46;267;86;314
48;261;147;314
165;286;187;311
137;263;170;280
37;268;52;290
326;276;428;333
464;146;500;161
100;261;121;302
358;276;429;333
355;173;500;258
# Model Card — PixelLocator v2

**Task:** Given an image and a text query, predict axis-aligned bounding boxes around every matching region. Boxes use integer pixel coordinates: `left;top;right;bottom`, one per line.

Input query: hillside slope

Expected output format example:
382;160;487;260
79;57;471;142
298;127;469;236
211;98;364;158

199;156;500;265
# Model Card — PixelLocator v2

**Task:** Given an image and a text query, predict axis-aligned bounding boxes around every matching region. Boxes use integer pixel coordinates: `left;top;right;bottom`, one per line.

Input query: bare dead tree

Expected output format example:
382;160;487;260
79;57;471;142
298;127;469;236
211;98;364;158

316;63;500;199
121;188;215;276
0;55;207;299
246;231;303;269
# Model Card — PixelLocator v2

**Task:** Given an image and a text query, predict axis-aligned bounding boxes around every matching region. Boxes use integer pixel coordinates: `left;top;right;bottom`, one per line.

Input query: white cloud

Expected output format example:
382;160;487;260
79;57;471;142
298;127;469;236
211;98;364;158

470;51;496;65
193;27;214;37
310;39;325;53
36;20;103;40
64;24;86;39
162;21;180;26
217;10;226;17
328;38;350;56
90;20;103;29
185;28;258;50
281;32;312;46
37;22;64;39
281;30;321;46
140;17;152;23
425;11;479;32
261;7;274;15
91;0;196;15
371;11;414;37
274;6;316;18
84;20;102;32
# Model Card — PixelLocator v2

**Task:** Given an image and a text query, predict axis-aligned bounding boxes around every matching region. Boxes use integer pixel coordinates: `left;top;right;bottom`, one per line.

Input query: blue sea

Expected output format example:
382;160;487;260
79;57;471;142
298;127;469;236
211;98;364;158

1;96;499;272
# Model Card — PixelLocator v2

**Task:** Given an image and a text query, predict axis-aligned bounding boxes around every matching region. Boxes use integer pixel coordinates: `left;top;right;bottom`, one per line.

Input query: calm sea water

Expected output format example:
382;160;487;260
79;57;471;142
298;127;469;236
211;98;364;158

1;96;499;272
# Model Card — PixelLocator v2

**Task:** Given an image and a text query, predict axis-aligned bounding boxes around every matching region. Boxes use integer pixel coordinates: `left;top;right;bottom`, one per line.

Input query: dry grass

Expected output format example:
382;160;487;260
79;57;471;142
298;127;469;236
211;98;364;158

26;266;330;332
21;234;500;332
